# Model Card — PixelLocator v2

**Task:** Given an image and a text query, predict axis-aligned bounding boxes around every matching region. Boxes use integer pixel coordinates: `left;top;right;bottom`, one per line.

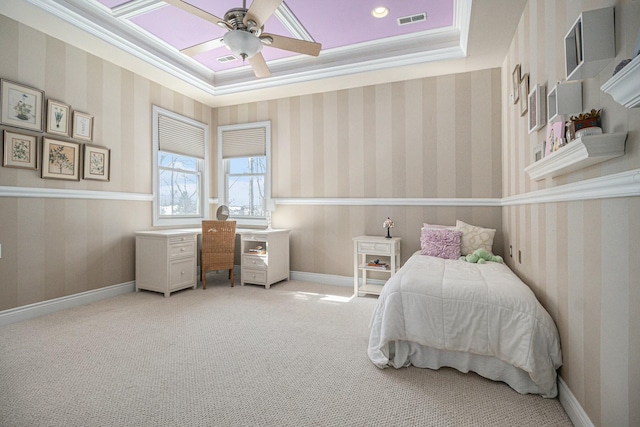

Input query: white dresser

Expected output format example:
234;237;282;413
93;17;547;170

240;229;290;289
135;229;198;297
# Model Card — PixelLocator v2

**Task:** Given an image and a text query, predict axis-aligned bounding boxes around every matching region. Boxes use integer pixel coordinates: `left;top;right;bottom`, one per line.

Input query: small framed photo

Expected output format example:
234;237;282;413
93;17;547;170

546;121;565;155
3;129;38;170
72;111;93;141
46;99;71;136
0;79;44;132
528;84;546;134
512;64;521;104
83;144;110;181
42;137;80;181
519;73;530;117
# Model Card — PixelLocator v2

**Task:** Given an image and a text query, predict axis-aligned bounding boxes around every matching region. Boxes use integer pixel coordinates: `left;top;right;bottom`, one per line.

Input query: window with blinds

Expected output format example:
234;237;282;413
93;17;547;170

218;121;271;226
152;106;209;226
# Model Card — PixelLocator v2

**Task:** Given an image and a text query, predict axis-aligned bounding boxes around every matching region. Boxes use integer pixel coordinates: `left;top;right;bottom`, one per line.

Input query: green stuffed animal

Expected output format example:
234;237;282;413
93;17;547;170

463;248;503;264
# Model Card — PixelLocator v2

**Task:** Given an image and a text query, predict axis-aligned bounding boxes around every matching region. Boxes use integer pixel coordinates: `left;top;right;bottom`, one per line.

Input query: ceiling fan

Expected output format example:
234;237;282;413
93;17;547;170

164;0;322;78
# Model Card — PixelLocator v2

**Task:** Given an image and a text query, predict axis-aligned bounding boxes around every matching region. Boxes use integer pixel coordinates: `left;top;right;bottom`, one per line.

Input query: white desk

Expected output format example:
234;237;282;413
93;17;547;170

134;227;290;296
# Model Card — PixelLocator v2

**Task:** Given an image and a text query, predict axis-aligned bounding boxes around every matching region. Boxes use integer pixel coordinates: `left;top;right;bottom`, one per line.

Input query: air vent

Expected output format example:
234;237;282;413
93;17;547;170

217;55;238;63
397;12;427;26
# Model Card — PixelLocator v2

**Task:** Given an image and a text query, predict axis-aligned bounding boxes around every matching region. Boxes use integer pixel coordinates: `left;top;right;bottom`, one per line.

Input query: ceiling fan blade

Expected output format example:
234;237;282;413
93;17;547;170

244;0;284;28
163;0;226;27
249;53;271;78
262;33;321;57
180;38;224;57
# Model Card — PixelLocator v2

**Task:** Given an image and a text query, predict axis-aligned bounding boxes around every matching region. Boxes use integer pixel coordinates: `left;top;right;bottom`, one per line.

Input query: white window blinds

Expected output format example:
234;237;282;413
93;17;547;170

158;113;205;158
221;126;266;159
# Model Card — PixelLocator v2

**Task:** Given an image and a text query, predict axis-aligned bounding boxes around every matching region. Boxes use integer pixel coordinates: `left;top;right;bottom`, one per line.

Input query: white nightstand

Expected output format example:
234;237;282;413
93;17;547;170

353;236;401;297
240;229;290;289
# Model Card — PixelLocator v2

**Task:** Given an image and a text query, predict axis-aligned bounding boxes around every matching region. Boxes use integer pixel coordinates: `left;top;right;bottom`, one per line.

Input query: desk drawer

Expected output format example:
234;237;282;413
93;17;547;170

242;254;267;269
242;268;266;284
169;258;195;290
357;241;391;255
169;242;195;259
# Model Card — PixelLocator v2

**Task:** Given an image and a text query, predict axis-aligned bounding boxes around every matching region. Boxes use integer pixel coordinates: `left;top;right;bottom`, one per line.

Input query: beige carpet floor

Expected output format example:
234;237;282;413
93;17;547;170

0;276;572;426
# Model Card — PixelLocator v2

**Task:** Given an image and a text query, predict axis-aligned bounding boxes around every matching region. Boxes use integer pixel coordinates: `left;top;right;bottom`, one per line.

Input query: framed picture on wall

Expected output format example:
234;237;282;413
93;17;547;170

42;137;80;180
46;99;71;137
3;129;38;170
0;79;44;132
72;111;93;141
512;64;521;104
519;73;529;117
82;144;110;181
528;84;546;134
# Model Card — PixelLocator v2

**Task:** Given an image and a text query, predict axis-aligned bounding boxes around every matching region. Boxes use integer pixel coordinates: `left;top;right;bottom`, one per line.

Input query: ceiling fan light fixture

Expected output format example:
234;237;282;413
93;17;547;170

223;29;263;60
371;6;389;18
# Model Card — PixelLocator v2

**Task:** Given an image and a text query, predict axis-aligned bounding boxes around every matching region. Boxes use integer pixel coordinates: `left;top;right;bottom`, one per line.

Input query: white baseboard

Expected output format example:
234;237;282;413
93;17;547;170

289;270;386;287
558;376;595;427
0;281;135;326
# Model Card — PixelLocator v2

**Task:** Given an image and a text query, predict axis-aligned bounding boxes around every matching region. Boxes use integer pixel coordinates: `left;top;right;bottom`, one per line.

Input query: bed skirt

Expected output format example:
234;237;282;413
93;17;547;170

379;340;558;398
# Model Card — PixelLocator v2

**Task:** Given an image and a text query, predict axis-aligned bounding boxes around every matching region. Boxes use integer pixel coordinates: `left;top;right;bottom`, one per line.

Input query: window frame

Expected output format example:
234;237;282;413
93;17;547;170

218;121;271;227
152;106;209;227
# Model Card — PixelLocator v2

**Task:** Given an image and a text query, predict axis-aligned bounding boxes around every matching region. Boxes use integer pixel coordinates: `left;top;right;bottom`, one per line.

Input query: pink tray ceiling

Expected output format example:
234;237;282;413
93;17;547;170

96;0;454;72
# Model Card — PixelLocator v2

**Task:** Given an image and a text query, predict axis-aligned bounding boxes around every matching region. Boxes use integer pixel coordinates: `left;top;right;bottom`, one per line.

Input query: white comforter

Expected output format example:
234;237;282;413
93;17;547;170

368;252;562;397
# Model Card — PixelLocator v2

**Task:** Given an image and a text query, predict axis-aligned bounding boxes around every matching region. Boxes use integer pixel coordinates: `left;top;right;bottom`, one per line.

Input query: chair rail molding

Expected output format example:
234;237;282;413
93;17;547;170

0;186;153;201
502;169;640;206
275;197;502;207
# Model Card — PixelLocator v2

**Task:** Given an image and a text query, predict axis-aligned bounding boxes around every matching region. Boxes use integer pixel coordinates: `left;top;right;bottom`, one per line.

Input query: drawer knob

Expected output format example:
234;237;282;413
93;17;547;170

181;270;185;275
252;260;256;264
180;248;185;252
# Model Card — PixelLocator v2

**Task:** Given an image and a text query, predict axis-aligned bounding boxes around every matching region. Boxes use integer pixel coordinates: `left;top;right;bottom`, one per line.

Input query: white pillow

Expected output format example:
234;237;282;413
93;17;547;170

455;220;496;256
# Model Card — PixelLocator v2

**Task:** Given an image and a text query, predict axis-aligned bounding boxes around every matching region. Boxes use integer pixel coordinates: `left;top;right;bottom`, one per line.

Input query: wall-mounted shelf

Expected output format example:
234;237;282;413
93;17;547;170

601;55;640;108
525;133;626;181
564;7;615;81
547;81;582;123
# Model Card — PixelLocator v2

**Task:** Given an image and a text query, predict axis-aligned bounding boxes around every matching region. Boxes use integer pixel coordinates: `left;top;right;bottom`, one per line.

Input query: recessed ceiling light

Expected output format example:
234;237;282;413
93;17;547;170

371;7;389;18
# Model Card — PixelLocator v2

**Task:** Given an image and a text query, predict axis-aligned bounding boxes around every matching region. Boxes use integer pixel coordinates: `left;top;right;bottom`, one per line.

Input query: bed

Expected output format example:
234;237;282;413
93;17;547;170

368;235;562;398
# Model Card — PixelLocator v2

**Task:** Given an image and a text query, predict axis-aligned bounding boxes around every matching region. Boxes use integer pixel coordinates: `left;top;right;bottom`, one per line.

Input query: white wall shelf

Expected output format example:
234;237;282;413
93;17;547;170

525;133;627;181
601;55;640;108
564;7;615;81
547;81;582;123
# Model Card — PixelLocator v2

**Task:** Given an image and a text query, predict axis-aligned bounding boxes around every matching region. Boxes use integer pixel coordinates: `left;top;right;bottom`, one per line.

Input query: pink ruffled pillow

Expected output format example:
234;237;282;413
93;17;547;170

420;228;462;259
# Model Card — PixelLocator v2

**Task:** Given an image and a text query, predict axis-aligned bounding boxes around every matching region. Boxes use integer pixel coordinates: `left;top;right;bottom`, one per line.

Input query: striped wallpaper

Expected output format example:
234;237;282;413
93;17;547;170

0;14;212;310
502;1;640;426
215;69;503;276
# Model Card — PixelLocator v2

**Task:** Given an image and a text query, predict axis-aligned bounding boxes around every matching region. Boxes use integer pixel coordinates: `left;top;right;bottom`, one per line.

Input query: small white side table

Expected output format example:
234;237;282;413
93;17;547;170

353;236;401;297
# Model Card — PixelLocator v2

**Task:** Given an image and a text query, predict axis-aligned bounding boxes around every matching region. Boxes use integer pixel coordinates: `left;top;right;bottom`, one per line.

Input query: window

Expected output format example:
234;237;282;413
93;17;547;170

152;106;209;226
218;121;271;227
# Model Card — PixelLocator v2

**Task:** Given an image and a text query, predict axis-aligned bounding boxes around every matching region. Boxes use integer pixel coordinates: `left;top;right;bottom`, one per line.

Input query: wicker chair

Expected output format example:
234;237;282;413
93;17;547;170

201;220;236;289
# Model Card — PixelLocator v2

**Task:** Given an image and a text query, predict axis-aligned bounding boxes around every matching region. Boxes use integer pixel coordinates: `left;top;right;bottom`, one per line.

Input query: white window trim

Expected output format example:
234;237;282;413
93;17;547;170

218;121;271;227
152;105;209;227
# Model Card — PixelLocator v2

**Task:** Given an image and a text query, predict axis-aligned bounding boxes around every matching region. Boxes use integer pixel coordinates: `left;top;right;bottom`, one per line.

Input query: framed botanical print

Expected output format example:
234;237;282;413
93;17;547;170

42;137;80;180
83;144;110;181
3;129;38;170
0;79;44;132
46;99;71;137
72;111;93;141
